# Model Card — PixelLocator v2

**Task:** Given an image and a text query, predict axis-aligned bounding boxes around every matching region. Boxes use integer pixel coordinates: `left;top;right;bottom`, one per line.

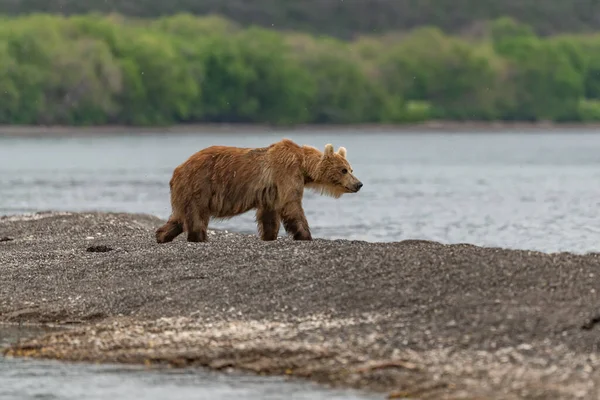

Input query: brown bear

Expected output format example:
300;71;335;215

155;138;362;243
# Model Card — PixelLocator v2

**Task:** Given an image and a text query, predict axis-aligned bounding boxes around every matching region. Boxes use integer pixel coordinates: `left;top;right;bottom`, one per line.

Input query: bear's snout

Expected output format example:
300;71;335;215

354;181;363;192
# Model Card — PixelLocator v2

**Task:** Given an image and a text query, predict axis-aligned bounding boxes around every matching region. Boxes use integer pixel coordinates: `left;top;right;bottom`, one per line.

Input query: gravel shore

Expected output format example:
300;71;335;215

1;121;600;138
2;211;600;399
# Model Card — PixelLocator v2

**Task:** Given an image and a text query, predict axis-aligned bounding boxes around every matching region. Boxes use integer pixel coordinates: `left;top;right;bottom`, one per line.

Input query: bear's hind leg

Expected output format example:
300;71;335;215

186;218;208;242
185;207;209;243
156;217;184;243
280;202;312;241
256;208;280;241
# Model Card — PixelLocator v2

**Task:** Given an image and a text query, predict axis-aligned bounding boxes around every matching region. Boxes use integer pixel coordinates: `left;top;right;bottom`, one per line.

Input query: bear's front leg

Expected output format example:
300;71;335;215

280;202;312;241
256;208;281;241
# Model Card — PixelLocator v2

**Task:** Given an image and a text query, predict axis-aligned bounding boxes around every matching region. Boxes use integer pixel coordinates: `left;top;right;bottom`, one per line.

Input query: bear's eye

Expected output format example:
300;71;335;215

341;168;348;174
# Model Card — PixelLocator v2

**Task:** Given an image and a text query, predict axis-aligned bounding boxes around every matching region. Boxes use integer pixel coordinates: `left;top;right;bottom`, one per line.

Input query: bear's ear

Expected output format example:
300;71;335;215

324;144;334;156
337;147;347;158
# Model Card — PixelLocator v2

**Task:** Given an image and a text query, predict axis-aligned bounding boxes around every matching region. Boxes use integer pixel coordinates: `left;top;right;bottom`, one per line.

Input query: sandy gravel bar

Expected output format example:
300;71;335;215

2;212;600;399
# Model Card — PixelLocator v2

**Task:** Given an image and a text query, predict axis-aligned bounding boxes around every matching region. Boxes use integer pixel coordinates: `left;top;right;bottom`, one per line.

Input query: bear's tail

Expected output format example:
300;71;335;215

155;216;184;243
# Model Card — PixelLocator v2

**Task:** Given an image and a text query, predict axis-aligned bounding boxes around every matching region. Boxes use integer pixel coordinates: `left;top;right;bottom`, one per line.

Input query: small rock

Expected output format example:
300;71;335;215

86;245;113;253
0;237;14;242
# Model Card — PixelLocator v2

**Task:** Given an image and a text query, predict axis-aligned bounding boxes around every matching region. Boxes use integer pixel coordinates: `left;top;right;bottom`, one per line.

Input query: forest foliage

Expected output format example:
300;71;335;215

1;0;599;39
2;13;600;126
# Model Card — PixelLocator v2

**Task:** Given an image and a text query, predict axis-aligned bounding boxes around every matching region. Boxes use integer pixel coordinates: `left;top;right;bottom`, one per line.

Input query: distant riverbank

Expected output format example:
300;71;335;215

1;121;600;138
2;14;600;131
2;211;600;399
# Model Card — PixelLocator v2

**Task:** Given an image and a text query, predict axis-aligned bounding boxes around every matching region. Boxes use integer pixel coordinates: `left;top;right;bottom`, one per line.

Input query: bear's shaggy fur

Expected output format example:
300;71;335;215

155;138;363;243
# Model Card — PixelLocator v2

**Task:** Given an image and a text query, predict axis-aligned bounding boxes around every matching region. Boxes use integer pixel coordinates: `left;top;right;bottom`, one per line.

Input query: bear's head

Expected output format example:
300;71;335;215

310;143;363;198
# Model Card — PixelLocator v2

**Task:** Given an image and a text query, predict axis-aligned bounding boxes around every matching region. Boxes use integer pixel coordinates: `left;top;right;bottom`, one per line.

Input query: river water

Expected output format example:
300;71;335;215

2;129;600;253
2;128;600;398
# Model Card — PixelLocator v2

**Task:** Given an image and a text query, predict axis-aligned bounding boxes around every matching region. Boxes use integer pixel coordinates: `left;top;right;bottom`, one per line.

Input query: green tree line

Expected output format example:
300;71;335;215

1;0;599;39
2;13;600;126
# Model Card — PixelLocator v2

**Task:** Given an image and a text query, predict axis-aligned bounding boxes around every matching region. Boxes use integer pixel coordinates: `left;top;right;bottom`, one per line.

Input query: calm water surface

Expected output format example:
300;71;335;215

2;129;600;253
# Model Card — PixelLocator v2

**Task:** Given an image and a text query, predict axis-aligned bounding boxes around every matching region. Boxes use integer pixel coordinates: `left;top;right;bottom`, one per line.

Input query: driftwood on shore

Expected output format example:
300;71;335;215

1;211;600;399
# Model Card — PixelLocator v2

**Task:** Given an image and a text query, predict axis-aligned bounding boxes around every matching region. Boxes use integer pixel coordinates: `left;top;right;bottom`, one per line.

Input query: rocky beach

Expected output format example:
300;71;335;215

2;211;600;399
